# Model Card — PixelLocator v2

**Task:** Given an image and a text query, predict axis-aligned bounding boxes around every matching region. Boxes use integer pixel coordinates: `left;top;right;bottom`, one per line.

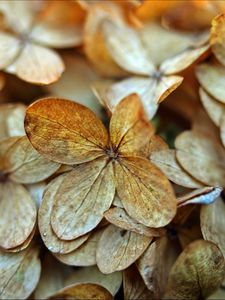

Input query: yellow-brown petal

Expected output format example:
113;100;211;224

25;98;109;164
164;240;225;299
115;157;177;227
96;224;152;273
211;14;225;67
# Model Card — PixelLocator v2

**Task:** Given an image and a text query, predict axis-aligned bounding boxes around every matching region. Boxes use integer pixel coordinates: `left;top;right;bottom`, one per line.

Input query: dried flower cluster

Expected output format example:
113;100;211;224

0;1;225;299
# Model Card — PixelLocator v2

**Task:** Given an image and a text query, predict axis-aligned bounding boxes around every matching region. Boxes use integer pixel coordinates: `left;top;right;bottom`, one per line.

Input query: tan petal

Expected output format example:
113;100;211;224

160;44;209;75
150;149;204;188
26;181;46;207
84;3;126;77
104;207;165;237
199;87;225;127
25;98;108;164
0;245;41;299
47;54;102;117
0;104;25;139
6;226;36;253
178;186;223;207
175;130;225;186
201;197;225;257
51;158;115;240
106;77;159;119
6;43;65;85
1;136;60;184
155;75;183;103
113;194;124;208
54;228;104;267
221;114;225;147
164;240;225;299
196;62;225;104
65;266;122;296
47;283;114;300
211;14;225;67
0;33;20;69
115;157;177;227
96;224;151;273
34;253;72;300
39;175;89;254
0;181;36;249
137;236;180;298
103;20;155;75
109;94;154;156
123;264;154;300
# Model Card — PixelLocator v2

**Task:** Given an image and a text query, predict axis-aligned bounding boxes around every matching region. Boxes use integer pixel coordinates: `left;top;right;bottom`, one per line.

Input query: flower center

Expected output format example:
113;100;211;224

105;148;118;160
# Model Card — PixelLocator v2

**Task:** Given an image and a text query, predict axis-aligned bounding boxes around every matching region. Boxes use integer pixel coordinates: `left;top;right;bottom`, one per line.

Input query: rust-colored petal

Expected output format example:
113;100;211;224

50;158;115;240
25;98;109;164
96;224;152;273
109;94;154;156
115;156;177;227
164;240;225;299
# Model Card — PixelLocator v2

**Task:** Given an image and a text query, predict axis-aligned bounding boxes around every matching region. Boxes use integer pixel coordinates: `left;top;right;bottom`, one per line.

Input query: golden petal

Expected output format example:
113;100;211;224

211;14;225;67
25;98;109;164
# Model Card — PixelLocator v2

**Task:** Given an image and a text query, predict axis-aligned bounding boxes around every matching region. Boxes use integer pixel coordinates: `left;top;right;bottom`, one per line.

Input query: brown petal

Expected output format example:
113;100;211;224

201;197;225;257
137;236;180;298
123;265;154;300
196;62;225;104
199;87;225;127
104;207;165;237
47;283;114;300
65;266;122;296
51;158;115;240
150;149;204;188
103;20;155;75
175;130;225;186
160;45;209;75
6;43;65;85
115;157;177;227
96;224;151;273
164;240;225;299
109;94;154;156
25;98;109;164
1;136;60;184
177;186;223;207
211;14;225;67
0;181;36;249
0;244;41;299
39;175;89;254
54;228;104;266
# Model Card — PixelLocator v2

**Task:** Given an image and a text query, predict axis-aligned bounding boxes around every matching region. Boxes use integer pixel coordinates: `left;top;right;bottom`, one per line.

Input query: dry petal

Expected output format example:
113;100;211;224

50;158;115;240
201;197;225;257
199;87;225;127
39;175;89;254
104;207;164;237
115;156;177;227
0;33;20;69
65;266;122;296
0;244;41;299
0;181;36;249
164;240;225;299
211;14;225;67
47;283;114;300
103;20;155;75
25;98;108;164
196;62;225;104
137;236;180;298
54;228;104;267
177;186;223;207
96;224;152;274
6;43;65;85
175;130;225;186
221;115;225;147
123;265;154;300
1;136;60;184
150;149;204;188
109;94;154;156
